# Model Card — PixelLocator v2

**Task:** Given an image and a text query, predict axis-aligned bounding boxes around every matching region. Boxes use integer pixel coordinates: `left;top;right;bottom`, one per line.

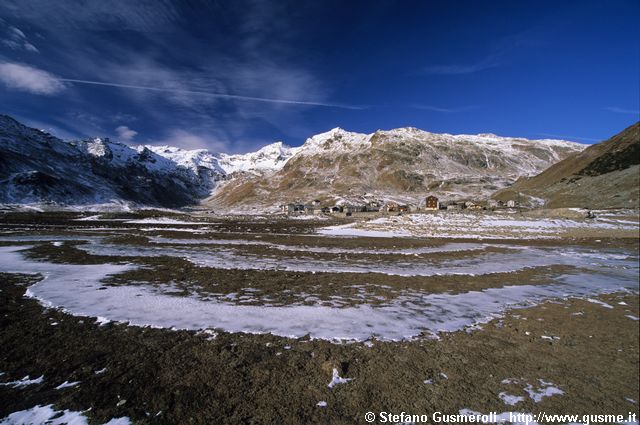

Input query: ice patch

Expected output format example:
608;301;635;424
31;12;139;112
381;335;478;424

0;245;638;342
77;240;637;278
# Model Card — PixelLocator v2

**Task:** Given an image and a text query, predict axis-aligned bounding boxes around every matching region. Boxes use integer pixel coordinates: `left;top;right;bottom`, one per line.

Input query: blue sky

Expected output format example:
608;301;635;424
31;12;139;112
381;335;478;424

0;0;638;153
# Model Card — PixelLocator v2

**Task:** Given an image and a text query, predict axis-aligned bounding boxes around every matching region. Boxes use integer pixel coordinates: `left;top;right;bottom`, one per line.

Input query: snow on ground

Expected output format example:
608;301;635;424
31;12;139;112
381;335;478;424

138;227;210;233
0;375;43;388
124;217;205;225
318;222;411;238
500;378;564;404
586;298;615;309
0;404;130;425
327;368;352;388
148;236;488;256
55;380;80;390
288;215;329;221
498;392;525;406
0;405;87;425
317;212;638;239
0;241;637;341
524;380;564;402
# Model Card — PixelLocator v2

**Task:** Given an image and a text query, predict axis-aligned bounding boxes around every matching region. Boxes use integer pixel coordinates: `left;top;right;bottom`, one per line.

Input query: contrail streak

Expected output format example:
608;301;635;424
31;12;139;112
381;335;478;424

58;78;364;110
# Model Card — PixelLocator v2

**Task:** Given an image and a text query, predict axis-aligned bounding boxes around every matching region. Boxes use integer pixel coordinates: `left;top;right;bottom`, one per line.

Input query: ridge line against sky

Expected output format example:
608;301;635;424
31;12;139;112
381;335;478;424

0;0;638;153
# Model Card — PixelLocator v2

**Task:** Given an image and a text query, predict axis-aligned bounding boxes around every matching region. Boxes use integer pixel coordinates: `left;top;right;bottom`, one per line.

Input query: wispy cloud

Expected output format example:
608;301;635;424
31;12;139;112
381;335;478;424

421;55;500;75
0;59;361;110
112;112;137;123
409;104;481;113
604;106;640;115
115;125;137;142
537;133;601;143
58;77;363;109
0;1;361;152
1;19;39;52
0;61;65;94
420;27;545;76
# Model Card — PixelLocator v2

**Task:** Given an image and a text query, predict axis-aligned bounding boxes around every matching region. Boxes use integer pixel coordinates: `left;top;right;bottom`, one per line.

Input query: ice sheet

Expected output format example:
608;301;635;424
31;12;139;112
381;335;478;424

1;245;637;341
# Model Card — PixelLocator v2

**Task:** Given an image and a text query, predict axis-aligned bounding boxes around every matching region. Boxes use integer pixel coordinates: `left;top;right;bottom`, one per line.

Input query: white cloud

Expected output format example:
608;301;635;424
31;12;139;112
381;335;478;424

0;62;65;94
152;129;230;153
115;125;138;142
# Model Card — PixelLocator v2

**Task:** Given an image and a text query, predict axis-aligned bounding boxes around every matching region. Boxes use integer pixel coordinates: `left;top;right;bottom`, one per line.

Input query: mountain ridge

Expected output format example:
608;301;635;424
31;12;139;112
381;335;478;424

0;114;586;210
206;127;585;212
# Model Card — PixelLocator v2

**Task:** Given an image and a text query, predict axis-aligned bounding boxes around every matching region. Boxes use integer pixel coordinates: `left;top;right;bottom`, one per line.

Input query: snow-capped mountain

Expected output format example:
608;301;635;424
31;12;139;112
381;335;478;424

207;127;585;211
216;142;300;175
0;115;292;208
0;114;585;210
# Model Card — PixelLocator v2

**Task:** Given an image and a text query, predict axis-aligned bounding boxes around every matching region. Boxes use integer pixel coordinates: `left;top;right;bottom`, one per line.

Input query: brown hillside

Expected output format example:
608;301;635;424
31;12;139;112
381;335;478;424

493;122;639;209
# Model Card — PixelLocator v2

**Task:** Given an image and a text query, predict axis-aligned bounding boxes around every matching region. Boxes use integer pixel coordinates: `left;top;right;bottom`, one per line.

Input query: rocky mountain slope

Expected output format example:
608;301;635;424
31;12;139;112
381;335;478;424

0;115;293;208
205;127;584;211
493;122;639;209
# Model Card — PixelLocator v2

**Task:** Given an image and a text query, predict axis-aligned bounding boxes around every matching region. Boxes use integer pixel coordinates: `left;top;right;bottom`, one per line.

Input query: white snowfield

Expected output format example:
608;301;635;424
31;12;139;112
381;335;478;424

318;212;639;239
144;140;298;176
0;232;637;341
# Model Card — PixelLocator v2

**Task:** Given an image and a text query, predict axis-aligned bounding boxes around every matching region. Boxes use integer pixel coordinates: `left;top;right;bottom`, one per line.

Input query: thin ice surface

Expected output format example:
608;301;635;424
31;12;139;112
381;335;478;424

78;240;636;277
0;243;637;341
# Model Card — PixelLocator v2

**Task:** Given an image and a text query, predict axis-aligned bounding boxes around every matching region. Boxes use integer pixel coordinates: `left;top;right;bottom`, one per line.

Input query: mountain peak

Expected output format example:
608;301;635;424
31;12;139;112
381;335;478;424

302;127;371;152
